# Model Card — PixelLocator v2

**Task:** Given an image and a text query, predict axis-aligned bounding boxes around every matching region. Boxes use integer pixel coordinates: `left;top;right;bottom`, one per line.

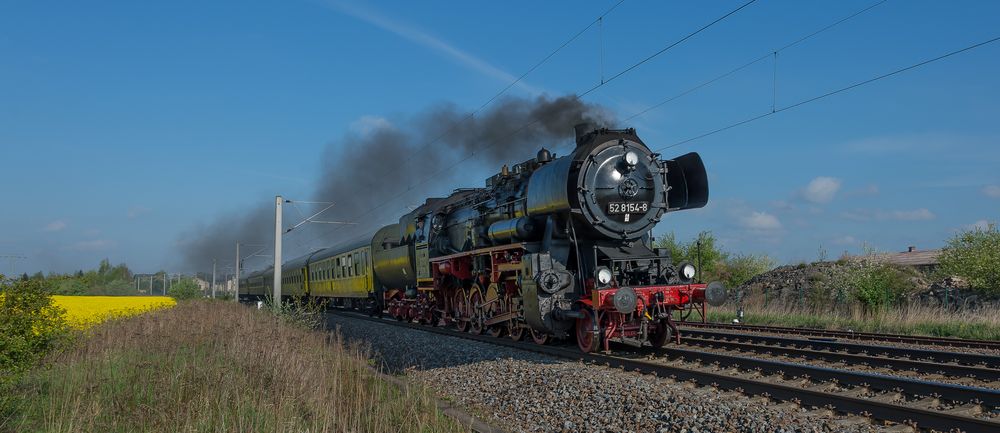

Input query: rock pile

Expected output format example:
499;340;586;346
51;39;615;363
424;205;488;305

732;259;998;308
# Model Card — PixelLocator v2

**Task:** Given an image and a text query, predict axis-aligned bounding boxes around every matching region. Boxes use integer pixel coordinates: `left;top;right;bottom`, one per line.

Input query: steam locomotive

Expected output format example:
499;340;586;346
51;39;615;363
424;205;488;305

240;125;726;352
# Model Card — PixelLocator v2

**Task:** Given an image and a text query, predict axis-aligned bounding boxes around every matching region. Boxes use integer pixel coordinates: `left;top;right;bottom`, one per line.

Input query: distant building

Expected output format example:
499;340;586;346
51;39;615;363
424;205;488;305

193;277;211;292
881;246;941;272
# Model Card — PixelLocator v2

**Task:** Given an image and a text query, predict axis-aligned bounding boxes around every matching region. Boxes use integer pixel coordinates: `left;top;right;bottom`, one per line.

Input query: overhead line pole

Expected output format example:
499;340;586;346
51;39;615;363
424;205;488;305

0;254;26;275
211;259;216;299
234;242;240;303
273;196;283;308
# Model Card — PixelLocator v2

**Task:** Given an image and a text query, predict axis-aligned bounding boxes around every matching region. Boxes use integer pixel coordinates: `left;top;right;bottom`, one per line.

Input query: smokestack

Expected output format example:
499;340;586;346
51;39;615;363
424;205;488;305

574;122;594;146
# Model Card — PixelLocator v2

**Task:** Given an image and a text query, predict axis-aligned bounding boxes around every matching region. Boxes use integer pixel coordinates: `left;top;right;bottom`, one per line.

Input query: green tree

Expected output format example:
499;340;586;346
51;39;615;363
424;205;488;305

168;278;203;300
655;231;729;282
719;253;776;289
939;223;1000;294
51;278;87;295
847;260;913;312
0;275;69;384
655;231;774;288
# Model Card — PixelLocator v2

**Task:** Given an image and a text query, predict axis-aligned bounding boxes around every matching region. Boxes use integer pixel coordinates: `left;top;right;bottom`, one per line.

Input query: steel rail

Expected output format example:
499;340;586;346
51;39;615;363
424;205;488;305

680;335;1000;382
678;321;1000;350
329;310;1000;433
680;329;1000;371
661;346;1000;407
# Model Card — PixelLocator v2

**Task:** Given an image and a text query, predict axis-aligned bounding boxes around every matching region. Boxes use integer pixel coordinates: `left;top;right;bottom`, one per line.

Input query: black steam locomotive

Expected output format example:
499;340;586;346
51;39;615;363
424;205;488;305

241;125;725;352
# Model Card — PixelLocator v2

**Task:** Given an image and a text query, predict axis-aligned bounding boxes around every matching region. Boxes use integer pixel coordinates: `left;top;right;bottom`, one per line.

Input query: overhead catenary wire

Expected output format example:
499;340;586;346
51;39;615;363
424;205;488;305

302;1;635;250
306;1;758;251
579;0;758;99
654;34;1000;152
404;0;628;169
624;0;890;124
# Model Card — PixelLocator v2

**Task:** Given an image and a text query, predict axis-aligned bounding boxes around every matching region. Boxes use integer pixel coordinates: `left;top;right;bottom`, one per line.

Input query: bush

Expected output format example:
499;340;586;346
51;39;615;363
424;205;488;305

167;278;203;300
846;260;914;312
939;223;1000;294
655;231;774;287
719;253;776;289
267;296;327;330
0;275;69;384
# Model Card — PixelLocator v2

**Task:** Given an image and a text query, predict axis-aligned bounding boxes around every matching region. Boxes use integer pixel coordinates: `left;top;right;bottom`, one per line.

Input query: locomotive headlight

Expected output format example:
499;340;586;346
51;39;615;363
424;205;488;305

679;262;697;283
624;151;639;167
682;264;696;279
596;267;613;286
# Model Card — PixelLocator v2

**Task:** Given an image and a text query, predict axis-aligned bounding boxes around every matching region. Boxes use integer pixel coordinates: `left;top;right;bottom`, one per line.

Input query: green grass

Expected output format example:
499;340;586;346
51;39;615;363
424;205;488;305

706;304;1000;341
0;301;467;433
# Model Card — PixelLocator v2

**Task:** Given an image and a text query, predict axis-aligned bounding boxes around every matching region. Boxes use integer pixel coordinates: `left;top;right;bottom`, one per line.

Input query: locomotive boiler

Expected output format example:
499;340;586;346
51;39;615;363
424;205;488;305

369;124;726;352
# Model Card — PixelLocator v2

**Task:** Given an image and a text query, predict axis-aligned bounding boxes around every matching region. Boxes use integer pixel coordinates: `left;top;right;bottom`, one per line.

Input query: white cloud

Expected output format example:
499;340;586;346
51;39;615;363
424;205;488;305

888;208;936;221
328;1;540;95
841;208;936;221
966;220;993;231
43;220;67;232
800;177;841;204
843;184;880;198
770;200;795;211
984;185;1000;198
740;211;782;230
127;206;151;219
350;115;393;136
62;239;115;252
832;235;859;246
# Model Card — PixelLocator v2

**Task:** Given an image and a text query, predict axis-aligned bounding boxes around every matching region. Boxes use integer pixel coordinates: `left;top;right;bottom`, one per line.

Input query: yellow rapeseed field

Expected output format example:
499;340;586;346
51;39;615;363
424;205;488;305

51;296;176;329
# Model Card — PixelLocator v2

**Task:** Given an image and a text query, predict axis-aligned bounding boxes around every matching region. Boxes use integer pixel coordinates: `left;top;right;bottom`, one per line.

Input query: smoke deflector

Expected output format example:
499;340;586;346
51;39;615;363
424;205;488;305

664;152;709;211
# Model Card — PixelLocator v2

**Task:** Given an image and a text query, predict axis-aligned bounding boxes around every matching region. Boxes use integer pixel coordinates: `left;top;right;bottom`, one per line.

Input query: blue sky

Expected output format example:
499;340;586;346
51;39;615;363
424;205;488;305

2;0;998;275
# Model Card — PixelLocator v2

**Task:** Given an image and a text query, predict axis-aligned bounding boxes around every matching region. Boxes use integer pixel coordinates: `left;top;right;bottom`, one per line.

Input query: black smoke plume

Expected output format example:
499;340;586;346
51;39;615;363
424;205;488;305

179;95;614;272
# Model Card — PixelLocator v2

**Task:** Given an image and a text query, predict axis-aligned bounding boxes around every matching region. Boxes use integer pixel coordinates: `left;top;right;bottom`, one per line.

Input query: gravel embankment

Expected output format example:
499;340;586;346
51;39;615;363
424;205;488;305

326;313;884;433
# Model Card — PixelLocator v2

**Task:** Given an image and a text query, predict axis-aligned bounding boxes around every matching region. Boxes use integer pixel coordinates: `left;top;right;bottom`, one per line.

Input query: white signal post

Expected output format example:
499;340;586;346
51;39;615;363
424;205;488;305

211;259;217;299
272;195;283;308
234;242;240;302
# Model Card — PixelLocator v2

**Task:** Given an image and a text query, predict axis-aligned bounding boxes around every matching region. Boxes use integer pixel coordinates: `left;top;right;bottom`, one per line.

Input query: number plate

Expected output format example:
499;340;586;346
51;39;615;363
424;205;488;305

608;202;649;215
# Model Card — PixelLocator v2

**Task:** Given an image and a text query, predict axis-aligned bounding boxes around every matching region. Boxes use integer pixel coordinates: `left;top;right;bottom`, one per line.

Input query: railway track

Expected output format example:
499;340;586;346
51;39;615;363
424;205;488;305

678;321;1000;351
677;329;1000;383
332;310;1000;432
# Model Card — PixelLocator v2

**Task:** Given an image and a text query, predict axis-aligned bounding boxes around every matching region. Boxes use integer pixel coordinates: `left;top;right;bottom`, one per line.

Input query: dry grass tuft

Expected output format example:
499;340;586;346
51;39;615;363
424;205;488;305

710;294;1000;340
1;301;467;433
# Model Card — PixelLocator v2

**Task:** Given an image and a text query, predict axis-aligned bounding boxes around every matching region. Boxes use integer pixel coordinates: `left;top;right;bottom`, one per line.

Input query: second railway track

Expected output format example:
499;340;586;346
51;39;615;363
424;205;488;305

678;321;1000;351
331;309;1000;432
676;329;1000;384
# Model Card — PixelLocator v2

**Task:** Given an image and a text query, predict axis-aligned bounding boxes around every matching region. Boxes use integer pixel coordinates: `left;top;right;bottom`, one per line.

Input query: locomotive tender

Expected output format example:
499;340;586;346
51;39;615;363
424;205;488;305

241;125;726;352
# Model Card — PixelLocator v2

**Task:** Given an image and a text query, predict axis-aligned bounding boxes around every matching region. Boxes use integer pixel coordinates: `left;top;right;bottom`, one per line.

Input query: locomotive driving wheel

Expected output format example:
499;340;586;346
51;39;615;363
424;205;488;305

468;286;485;335
575;308;602;353
452;290;468;332
484;283;503;338
508;321;525;341
529;328;549;345
649;319;671;349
